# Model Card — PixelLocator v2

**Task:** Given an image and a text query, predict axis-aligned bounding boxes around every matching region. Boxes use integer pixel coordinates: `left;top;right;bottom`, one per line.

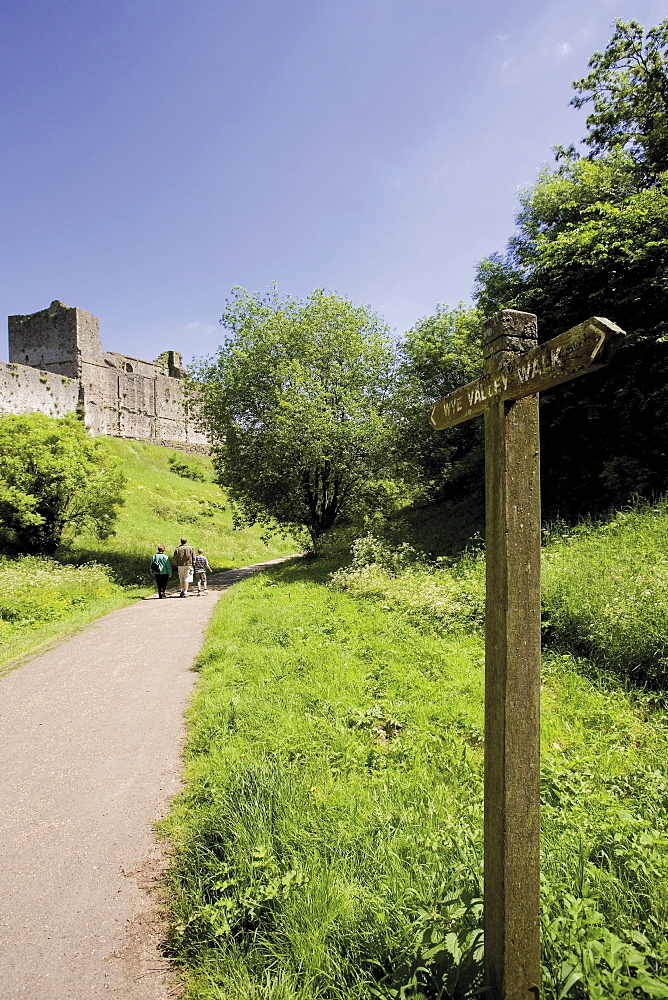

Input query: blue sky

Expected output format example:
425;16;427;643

1;0;665;364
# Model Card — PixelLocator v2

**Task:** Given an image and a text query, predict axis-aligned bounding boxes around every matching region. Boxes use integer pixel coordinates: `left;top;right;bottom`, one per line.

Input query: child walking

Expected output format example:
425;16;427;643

194;548;212;594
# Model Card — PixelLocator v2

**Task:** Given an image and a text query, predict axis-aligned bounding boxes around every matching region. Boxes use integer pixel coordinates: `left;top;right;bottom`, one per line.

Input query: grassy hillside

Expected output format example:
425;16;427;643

0;438;297;670
163;499;668;1000
67;437;297;584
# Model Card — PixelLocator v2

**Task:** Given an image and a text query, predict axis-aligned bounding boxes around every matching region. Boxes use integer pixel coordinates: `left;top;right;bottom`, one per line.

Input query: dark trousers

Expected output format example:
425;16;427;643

155;573;170;597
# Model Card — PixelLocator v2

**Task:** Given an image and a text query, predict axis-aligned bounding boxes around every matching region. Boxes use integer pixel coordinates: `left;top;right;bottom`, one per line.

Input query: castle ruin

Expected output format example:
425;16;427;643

0;301;207;450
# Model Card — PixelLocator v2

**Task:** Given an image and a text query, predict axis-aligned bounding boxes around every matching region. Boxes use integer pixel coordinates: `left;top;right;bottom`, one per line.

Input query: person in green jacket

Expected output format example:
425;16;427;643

150;545;172;599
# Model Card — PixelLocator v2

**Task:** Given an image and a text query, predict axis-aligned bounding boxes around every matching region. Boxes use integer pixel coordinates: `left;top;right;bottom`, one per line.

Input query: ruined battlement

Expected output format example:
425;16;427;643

1;301;207;451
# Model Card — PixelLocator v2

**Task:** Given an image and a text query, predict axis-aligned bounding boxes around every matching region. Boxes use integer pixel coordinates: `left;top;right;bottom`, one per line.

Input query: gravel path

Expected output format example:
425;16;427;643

0;558;294;999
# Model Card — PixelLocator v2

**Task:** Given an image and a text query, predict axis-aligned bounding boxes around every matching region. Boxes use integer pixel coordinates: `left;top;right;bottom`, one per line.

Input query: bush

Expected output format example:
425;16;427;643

329;534;485;634
168;455;207;482
0;413;125;555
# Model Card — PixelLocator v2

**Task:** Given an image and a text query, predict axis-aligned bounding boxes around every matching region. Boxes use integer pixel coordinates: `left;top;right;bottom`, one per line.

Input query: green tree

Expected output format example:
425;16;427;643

476;154;668;341
472;17;668;518
571;18;668;181
400;303;483;401
190;287;399;548
396;303;485;504
0;413;126;555
474;153;668;517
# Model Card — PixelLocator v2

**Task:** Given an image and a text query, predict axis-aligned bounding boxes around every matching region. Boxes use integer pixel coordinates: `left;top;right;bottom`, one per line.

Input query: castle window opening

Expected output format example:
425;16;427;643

125;363;133;373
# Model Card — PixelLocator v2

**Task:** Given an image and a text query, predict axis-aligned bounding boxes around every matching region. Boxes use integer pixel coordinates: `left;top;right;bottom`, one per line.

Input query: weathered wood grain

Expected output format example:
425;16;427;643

429;309;624;999
483;312;542;1000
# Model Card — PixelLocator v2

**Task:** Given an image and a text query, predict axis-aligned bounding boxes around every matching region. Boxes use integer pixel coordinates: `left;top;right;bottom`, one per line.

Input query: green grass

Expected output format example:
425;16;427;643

163;537;668;1000
331;499;668;690
541;501;668;686
0;555;137;672
163;562;488;1000
65;438;298;585
0;438;298;668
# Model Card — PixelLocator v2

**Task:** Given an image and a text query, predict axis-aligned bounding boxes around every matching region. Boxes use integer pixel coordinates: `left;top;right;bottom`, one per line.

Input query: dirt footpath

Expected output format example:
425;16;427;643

0;558;293;999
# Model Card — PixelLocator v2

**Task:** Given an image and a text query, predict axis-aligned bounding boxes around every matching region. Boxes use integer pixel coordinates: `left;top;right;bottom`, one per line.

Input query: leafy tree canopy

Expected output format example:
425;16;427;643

395;304;485;505
0;413;126;555
400;302;483;401
190;287;399;548
471;17;668;518
510;151;639;264
474;155;668;516
475;155;668;343
570;17;668;182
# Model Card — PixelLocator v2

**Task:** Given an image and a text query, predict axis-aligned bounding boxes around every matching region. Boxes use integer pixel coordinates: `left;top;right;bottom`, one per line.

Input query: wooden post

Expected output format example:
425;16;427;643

483;311;541;1000
428;310;624;1000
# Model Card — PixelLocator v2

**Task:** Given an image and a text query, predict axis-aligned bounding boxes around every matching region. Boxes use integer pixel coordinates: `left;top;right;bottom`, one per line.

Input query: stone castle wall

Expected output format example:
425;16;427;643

0;362;80;420
1;301;207;451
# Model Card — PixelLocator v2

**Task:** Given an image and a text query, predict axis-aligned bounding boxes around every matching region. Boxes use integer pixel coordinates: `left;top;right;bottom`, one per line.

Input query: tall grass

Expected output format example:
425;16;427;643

329;534;485;634
541;500;668;686
0;555;131;670
332;499;668;689
164;564;488;999
163;550;668;1000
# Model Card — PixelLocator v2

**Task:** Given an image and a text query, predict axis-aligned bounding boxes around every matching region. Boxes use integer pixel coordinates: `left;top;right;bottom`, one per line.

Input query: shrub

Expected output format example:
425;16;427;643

0;413;125;555
0;556;120;638
168;455;207;482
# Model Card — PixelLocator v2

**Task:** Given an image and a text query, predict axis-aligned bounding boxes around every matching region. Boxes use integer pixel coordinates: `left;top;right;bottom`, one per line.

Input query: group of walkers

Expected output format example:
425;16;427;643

150;537;212;599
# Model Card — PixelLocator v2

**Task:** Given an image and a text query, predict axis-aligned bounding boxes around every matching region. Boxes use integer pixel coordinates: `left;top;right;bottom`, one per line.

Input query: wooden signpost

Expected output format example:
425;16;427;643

429;310;623;1000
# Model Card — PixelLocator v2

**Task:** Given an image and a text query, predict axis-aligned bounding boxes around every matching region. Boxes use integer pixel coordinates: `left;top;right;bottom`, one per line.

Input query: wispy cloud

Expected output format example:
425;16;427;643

185;321;217;335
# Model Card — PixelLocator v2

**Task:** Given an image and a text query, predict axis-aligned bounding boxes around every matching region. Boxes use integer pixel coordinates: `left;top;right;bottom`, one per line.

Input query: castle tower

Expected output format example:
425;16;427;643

3;299;207;450
8;300;103;379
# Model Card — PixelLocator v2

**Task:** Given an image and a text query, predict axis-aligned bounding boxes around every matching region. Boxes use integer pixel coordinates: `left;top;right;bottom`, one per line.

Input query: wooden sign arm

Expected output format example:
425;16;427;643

430;317;624;431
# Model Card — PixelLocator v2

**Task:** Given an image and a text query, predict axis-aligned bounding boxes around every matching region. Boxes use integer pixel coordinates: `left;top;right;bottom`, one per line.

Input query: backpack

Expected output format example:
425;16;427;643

151;557;161;573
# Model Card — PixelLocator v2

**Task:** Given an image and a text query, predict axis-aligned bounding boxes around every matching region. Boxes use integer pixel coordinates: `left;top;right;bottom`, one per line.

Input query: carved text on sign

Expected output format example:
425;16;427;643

429;317;623;431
